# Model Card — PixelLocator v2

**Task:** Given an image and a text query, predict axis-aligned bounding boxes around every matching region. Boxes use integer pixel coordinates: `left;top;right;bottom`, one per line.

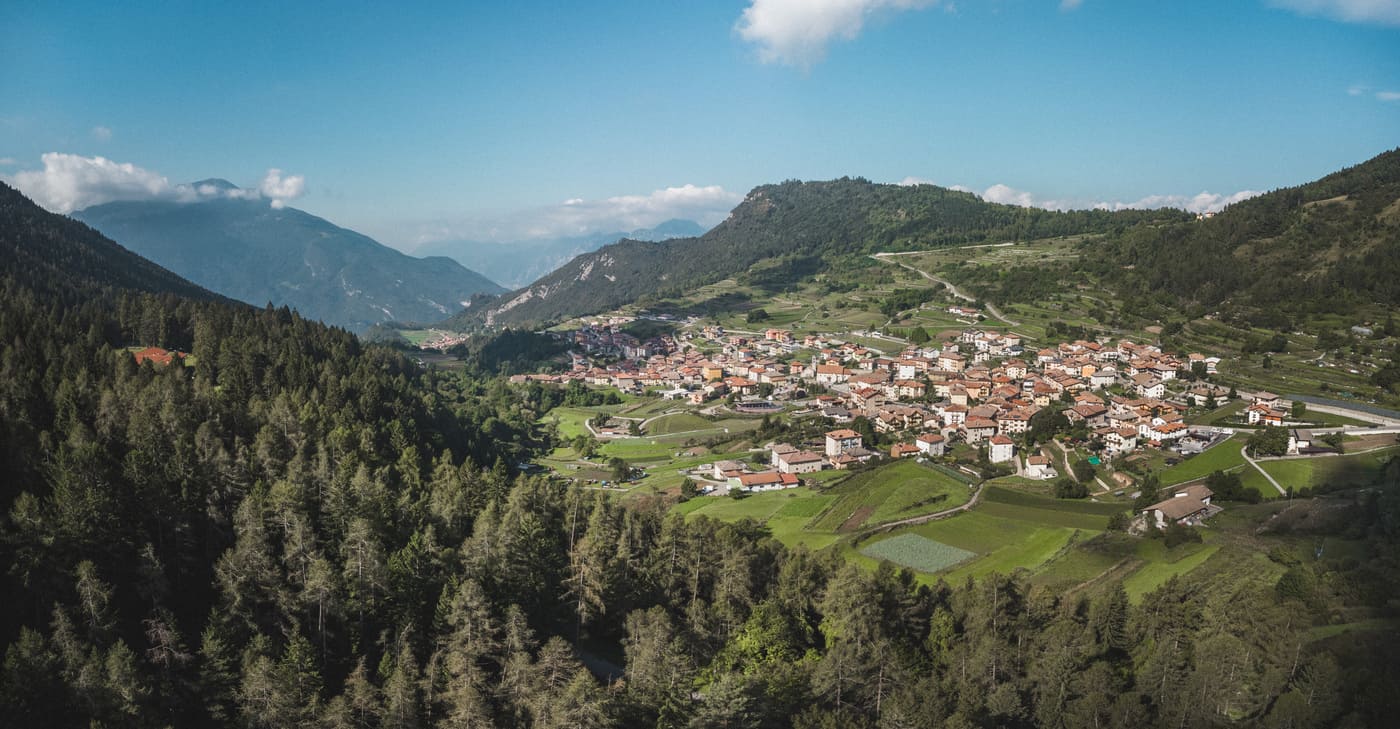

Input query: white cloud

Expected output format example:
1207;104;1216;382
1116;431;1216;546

1377;90;1400;101
91;125;112;142
899;175;1261;214
1060;0;1084;10
1348;84;1368;96
405;183;743;247
0;157;17;166
3;152;306;213
8;153;186;213
257;168;306;209
736;0;942;67
984;183;1261;214
1268;0;1400;26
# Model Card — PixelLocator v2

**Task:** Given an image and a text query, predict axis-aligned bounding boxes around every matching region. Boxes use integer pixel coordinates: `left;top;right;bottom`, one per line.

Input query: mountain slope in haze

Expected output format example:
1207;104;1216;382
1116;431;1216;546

0;181;221;303
74;185;506;332
1091;148;1400;318
473;178;1182;327
418;218;706;289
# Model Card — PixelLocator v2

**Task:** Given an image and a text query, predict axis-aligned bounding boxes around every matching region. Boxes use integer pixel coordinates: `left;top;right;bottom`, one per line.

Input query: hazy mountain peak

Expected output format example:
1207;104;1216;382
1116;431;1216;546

73;197;505;332
191;178;240;192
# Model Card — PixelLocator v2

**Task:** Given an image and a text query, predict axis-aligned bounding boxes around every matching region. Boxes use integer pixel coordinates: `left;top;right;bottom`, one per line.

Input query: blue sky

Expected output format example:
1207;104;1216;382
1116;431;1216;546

2;0;1398;250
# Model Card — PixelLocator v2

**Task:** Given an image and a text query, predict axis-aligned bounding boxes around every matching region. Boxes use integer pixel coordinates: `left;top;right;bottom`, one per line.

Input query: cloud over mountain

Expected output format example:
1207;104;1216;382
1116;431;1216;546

403;183;741;248
898;175;1260;214
4;153;306;213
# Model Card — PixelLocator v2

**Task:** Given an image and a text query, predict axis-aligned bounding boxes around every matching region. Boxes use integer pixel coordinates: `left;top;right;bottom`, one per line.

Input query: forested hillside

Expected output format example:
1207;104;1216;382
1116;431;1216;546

1087;148;1400;320
4;185;1400;728
471;179;1183;328
1;183;220;303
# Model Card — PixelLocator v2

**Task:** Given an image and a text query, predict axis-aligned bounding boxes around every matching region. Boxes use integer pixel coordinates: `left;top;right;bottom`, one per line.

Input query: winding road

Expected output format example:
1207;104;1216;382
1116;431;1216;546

870;253;1022;327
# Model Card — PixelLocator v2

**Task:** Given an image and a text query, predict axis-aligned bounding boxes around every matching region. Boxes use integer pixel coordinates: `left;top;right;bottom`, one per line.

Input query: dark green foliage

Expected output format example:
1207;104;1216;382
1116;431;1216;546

1071;458;1096;482
1026;408;1069;445
1054;478;1089;499
1162;522;1203;548
880;288;939;317
447;328;569;375
746;308;771;323
1204;470;1262;504
1087;148;1400;317
1247;426;1290;457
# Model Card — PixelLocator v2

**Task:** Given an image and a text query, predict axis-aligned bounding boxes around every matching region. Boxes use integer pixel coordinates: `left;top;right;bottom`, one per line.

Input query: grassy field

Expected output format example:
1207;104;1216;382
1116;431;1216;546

644;412;712;435
809;460;972;532
1158;436;1249;485
851;487;1125;582
1122;544;1220;602
1258;446;1400;491
677;488;841;549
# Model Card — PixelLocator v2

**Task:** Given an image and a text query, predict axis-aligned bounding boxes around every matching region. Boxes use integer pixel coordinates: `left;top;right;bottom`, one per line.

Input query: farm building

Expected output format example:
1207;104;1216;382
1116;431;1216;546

1141;484;1215;529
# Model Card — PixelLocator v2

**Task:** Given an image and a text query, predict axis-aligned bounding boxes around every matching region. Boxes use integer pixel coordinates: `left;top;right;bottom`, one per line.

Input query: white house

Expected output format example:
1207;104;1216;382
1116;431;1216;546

916;432;946;457
1025;454;1054;479
988;434;1015;464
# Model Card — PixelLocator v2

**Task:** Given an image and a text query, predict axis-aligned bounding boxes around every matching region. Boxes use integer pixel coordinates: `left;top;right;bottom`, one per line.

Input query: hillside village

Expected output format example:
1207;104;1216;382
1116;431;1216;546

513;316;1245;494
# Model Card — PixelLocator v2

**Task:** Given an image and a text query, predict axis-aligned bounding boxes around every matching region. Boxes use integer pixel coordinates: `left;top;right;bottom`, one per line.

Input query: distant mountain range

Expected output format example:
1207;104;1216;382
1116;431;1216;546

417;218;707;289
73;181;505;332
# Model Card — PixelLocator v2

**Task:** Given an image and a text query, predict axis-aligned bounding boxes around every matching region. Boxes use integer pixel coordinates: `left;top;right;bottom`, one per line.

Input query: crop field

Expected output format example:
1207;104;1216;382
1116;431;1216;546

978;487;1124;528
859;534;976;573
809;460;971;532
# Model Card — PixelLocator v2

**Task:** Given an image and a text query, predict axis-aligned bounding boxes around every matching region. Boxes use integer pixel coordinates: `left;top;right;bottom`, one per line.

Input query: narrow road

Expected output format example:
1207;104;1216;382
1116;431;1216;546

1241;445;1287;496
870;253;1022;327
1046;441;1077;483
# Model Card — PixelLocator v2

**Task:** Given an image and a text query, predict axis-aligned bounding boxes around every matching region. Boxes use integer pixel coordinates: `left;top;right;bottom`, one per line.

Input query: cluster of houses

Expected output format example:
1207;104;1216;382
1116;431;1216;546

707;429;883;493
517;321;1225;476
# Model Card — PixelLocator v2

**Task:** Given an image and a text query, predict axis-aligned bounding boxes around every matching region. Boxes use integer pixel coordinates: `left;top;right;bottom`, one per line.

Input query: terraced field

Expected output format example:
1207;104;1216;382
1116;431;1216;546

644;412;712;435
809;460;972;532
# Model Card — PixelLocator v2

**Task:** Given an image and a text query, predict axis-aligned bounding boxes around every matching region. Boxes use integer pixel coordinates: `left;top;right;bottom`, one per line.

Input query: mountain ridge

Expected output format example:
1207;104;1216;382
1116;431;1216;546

467;178;1183;328
74;193;505;332
417;218;707;289
0;181;224;303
